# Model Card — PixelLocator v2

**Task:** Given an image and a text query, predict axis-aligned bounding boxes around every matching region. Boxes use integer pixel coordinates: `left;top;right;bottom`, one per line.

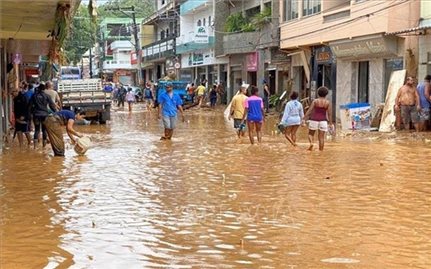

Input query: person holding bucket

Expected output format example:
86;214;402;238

44;108;86;156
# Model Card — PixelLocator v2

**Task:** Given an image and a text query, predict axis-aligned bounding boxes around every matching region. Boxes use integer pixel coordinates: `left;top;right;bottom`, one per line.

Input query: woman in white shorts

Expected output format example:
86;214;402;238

304;86;333;151
280;91;304;147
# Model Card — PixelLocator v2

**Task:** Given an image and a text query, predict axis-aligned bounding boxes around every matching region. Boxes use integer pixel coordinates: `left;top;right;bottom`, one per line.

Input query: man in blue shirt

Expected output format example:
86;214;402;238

158;82;185;140
44;109;86;156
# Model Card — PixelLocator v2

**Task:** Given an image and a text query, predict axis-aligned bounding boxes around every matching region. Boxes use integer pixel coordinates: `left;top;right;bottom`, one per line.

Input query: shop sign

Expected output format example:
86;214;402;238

270;48;291;64
131;51;138;65
316;46;333;64
330;36;397;59
246;52;258;71
116;70;131;76
188;53;203;66
195;26;209;44
25;68;39;77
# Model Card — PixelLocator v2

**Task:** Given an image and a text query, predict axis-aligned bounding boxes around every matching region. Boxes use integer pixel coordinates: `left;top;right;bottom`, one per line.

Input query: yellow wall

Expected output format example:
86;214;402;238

141;25;155;47
421;0;431;20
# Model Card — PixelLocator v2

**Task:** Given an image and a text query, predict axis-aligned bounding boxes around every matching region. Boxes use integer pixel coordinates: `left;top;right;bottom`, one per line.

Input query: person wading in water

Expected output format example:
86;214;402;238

304;86;333;151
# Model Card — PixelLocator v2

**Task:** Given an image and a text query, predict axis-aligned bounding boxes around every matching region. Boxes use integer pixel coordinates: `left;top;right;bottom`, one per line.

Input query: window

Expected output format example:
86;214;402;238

358;61;369;103
284;0;299;21
303;0;321;16
197;19;202;27
203;18;206;26
209;16;212;27
166;28;169;37
160;30;165;40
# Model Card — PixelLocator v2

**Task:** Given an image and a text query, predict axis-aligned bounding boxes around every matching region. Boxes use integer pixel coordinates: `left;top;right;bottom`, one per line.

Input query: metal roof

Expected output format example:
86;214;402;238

385;25;431;36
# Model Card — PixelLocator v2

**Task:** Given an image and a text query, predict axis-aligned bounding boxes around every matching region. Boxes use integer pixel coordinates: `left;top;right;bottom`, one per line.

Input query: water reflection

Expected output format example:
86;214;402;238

1;105;431;268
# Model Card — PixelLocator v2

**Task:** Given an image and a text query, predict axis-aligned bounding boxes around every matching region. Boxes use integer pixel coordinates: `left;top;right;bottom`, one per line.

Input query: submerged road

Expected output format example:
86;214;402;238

1;104;430;268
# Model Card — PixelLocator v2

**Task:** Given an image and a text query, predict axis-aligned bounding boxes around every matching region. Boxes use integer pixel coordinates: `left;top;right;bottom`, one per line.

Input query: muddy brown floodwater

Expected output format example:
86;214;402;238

1;104;431;268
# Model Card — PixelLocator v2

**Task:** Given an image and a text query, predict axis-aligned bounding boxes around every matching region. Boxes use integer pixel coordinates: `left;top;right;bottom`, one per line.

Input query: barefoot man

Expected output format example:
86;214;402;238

395;77;420;131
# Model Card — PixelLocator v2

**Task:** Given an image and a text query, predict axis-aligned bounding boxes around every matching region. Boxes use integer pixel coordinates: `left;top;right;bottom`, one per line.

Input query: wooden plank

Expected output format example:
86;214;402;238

379;70;406;132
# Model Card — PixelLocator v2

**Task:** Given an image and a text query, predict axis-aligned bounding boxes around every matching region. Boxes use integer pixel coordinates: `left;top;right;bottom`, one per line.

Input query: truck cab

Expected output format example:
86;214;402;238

60;66;81;80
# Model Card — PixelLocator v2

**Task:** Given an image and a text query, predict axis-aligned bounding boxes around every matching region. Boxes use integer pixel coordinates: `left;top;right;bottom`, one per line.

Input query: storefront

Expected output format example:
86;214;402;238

311;46;336;119
179;49;228;85
329;34;404;118
268;48;291;95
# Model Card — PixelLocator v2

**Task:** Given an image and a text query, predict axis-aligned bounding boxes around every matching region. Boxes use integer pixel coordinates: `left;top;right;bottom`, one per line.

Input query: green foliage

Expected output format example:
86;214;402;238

224;12;256;33
251;7;272;30
63;5;97;65
269;93;281;107
224;13;246;32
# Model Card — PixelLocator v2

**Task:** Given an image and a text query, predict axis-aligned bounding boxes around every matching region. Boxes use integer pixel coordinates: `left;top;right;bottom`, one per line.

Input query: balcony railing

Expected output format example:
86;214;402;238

142;37;175;61
176;36;215;54
103;60;133;70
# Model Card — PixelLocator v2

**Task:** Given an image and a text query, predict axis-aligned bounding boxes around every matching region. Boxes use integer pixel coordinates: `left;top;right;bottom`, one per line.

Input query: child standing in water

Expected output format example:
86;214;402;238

126;88;136;112
280;91;304;147
241;86;264;144
304;86;333;151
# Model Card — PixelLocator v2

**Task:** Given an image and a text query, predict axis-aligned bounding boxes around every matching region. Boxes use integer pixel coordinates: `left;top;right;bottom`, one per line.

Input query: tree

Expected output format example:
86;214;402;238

63;0;154;65
63;5;97;65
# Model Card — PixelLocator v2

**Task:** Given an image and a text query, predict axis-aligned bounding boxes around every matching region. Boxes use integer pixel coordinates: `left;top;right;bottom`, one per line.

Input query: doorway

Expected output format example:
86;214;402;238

358;61;369;103
247;71;257;86
269;70;276;94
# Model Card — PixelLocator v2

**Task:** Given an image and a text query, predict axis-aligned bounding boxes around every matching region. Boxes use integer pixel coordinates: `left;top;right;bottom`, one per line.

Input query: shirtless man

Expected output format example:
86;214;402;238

395;77;420;131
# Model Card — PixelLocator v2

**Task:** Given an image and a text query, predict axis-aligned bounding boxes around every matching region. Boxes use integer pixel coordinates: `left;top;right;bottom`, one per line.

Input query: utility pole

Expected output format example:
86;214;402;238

106;6;142;85
89;48;93;78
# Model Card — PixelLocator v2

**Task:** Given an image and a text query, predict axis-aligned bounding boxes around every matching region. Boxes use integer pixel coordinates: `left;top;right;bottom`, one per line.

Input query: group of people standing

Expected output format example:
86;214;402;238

395;75;431;132
11;80;85;156
229;84;333;150
186;80;226;108
107;82;155;112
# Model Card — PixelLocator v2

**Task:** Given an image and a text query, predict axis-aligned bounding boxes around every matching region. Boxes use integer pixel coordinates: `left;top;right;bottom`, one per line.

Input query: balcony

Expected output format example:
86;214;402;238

143;1;176;25
180;0;208;15
222;26;278;55
176;36;215;54
142;37;175;62
103;60;133;70
110;40;133;50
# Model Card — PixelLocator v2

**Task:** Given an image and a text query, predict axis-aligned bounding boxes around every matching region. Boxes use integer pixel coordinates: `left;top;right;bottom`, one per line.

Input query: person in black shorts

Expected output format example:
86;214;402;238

11;88;31;147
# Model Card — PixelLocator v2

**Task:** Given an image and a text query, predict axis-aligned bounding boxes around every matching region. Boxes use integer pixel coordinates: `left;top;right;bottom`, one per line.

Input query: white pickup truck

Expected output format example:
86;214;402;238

57;78;111;124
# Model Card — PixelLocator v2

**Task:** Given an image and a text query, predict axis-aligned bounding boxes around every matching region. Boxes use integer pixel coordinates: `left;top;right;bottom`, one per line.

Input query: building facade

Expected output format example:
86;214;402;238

100;18;141;85
279;0;421;119
141;0;181;82
177;0;229;86
215;0;285;102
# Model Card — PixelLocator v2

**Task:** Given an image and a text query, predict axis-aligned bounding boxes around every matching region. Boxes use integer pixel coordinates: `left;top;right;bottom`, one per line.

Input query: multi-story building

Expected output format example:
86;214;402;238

177;0;229;86
279;0;421;119
141;0;181;82
100;18;142;84
215;0;284;102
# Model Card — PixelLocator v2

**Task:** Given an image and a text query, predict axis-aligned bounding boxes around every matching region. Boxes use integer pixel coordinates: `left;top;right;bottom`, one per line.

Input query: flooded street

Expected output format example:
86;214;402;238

1;104;431;268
